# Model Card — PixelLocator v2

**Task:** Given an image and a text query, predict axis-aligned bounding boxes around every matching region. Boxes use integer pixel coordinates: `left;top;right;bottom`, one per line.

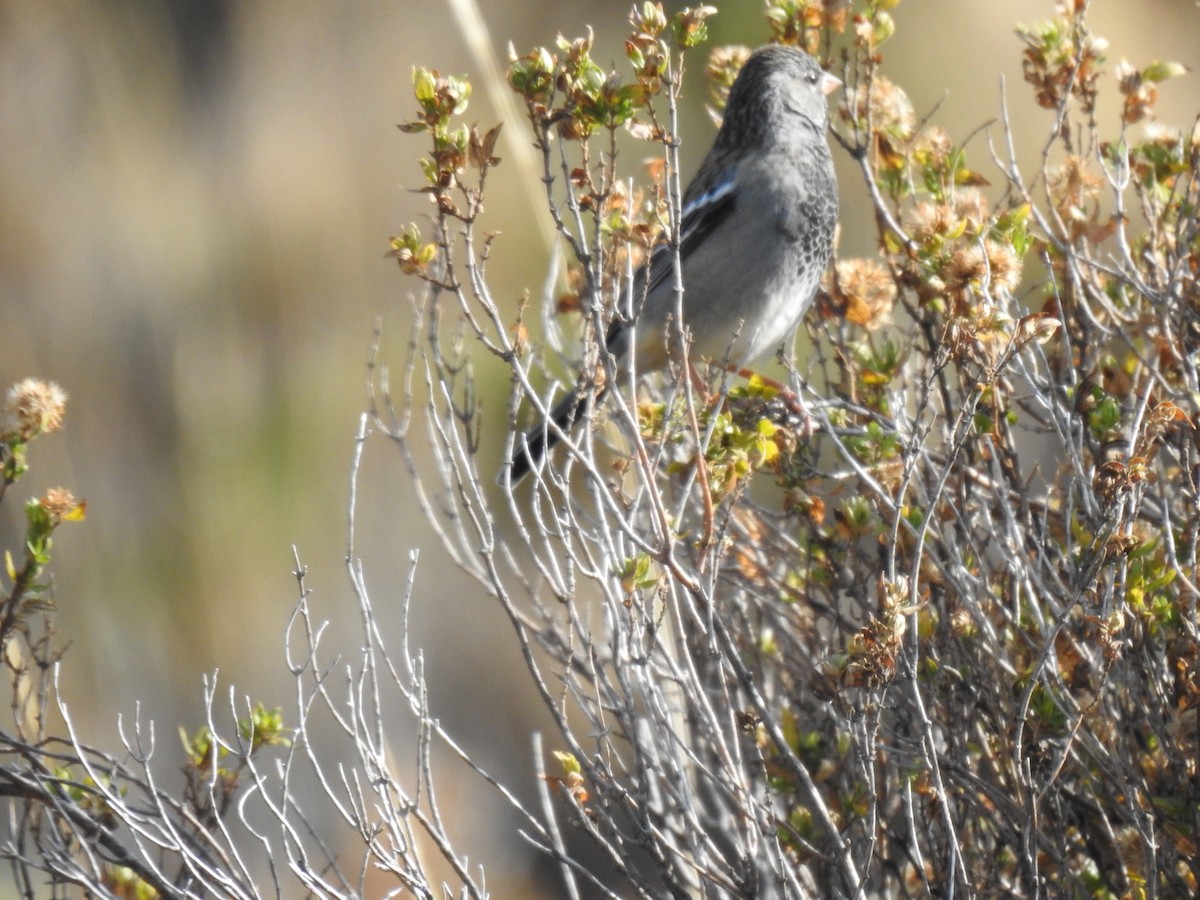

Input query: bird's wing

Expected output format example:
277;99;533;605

642;160;739;297
606;158;740;350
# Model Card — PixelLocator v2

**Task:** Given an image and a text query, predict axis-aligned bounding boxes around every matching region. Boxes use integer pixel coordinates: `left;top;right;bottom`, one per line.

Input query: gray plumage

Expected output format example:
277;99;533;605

509;45;839;482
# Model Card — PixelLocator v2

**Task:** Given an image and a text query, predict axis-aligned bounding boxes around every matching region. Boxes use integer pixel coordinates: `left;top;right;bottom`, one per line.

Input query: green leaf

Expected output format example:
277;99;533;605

413;66;436;103
1141;60;1189;83
640;2;667;35
872;11;895;45
552;750;581;775
447;74;472;114
672;5;717;49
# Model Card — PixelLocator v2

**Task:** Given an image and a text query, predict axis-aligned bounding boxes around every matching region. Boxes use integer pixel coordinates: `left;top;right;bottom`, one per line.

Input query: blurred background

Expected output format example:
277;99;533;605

1;0;1196;894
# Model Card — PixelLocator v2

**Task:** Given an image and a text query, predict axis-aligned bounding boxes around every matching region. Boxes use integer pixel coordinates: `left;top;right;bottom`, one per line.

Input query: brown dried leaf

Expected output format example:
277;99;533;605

1013;312;1062;349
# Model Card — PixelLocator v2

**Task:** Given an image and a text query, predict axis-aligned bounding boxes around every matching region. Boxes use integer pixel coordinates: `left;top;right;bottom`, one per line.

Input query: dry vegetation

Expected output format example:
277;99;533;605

2;1;1198;897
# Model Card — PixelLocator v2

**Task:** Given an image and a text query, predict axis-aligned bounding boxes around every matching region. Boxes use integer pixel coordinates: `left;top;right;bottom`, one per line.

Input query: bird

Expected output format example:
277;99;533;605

507;44;839;483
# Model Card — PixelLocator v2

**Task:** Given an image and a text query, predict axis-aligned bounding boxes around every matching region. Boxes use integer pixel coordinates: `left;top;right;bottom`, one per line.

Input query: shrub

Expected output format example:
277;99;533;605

2;2;1197;897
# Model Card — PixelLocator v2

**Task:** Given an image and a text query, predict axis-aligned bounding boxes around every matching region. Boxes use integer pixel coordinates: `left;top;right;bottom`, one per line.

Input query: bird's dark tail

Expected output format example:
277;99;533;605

507;388;596;483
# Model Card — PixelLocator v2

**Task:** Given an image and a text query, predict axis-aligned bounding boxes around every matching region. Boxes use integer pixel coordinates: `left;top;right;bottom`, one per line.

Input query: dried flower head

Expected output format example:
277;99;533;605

1116;58;1156;124
1115;58;1140;94
829;259;897;329
845;614;901;688
40;487;84;523
1048;154;1107;238
945;240;1022;295
1049;155;1103;213
908;201;958;245
953;189;991;232
983;239;1023;292
4;379;67;441
1017;18;1105;114
912;126;953;167
705;45;751;115
1140;122;1182;150
847;75;914;139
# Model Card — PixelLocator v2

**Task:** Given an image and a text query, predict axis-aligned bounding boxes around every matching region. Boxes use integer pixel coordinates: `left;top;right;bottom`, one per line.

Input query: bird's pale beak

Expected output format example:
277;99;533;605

820;71;842;96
